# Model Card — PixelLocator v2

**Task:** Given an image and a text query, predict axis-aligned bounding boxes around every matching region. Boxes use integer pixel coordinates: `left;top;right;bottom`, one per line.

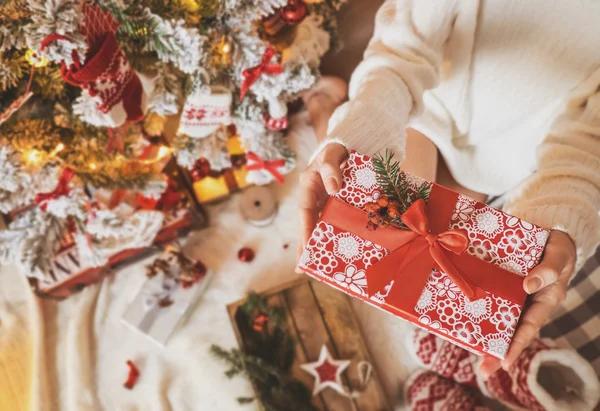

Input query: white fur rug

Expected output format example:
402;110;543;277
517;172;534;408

0;112;416;411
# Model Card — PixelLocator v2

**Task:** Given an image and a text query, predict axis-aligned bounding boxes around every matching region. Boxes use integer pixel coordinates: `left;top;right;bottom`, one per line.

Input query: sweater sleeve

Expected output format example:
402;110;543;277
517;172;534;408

322;0;458;162
503;70;600;268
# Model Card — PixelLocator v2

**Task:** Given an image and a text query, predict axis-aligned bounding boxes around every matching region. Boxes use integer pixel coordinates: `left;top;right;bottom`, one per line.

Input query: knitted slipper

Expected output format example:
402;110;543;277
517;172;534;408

408;328;600;411
404;369;486;410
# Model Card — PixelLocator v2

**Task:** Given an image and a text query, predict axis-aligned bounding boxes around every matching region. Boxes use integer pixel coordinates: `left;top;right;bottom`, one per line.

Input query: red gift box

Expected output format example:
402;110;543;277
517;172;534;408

298;151;550;359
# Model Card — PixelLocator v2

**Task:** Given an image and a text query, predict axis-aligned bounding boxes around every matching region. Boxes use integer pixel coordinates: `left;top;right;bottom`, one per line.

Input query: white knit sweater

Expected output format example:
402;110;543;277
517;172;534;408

325;0;600;263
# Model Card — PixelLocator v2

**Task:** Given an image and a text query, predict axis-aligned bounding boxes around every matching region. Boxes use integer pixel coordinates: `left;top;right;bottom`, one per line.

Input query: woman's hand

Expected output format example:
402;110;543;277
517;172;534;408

296;143;348;265
480;230;576;378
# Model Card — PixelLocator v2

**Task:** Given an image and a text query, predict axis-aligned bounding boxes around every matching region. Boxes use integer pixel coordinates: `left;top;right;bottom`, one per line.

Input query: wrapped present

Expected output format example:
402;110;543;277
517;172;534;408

298;151;550;359
26;160;207;299
123;247;212;345
191;134;249;203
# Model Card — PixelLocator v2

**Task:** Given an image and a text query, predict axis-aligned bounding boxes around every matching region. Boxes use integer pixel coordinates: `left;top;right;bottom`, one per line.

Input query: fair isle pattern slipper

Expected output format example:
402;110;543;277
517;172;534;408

408;327;600;410
404;369;484;410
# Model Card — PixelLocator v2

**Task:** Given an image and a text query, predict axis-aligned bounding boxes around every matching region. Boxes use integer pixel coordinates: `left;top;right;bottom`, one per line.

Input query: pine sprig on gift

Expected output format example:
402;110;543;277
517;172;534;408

371;150;431;229
372;149;410;212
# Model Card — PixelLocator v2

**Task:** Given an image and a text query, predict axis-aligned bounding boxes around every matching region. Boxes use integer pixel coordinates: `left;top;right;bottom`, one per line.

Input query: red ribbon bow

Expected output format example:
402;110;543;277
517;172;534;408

320;185;526;313
245;152;286;184
35;168;76;211
385;198;486;301
239;46;283;100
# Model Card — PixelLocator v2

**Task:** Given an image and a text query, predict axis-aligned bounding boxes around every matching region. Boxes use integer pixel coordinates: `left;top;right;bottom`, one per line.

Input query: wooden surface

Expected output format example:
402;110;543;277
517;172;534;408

227;278;391;411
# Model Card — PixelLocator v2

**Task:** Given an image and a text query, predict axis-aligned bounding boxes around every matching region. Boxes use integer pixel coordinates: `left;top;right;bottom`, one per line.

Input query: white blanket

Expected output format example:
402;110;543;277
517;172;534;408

0;112;417;411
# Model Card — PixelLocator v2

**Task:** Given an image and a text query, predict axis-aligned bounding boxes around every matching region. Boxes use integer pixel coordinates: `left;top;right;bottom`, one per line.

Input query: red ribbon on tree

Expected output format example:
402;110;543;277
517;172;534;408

245;152;286;184
239;46;283;100
320;184;526;316
35;168;76;211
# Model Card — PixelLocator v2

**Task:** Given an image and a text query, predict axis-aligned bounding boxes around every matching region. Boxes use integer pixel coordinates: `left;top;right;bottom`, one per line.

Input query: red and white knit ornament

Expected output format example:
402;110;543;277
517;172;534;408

178;86;232;138
264;96;288;131
408;327;600;411
58;4;145;127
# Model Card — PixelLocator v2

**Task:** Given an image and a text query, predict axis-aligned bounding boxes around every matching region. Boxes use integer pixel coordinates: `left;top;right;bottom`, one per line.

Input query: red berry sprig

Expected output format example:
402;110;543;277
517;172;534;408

365;195;402;231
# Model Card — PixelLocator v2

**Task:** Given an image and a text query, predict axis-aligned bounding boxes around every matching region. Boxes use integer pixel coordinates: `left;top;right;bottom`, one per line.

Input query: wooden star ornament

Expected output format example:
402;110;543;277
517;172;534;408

300;345;350;395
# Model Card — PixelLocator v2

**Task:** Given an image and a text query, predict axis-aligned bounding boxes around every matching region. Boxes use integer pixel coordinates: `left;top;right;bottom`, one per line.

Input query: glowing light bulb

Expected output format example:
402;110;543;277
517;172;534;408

27;150;42;165
157;145;171;159
89;163;97;170
25;49;48;68
50;143;65;156
221;42;231;54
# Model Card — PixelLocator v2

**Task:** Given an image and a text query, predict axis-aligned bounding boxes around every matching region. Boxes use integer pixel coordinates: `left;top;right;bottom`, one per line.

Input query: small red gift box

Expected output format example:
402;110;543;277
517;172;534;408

298;151;550;359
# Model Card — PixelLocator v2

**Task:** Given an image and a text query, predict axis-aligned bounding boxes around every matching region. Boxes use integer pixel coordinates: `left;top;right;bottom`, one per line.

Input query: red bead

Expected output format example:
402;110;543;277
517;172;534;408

281;0;308;25
283;243;289;249
191;158;211;181
238;247;255;263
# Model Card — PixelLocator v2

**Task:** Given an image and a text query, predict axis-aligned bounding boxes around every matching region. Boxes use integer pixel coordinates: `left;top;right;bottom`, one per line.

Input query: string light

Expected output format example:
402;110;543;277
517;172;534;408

89;162;97;171
221;42;231;54
25;49;49;68
157;145;171;160
26;150;43;165
50;143;65;156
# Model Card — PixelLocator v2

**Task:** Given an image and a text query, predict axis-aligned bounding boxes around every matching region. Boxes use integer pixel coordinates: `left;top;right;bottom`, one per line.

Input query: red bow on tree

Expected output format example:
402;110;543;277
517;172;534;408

239;46;283;100
35;168;76;211
245;152;286;184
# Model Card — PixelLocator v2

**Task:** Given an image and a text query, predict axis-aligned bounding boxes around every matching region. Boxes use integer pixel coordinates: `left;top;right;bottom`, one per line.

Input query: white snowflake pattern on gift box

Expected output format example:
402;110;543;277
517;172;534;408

499;228;530;255
307;221;335;249
332;265;367;296
298;248;313;267
451;321;483;345
419;315;445;331
351;165;377;190
490;303;520;333
483;333;511;358
415;285;438;314
467;238;499;263
499;255;526;276
362;242;387;268
471;208;504;238
459;295;492;323
535;230;549;247
451;195;476;222
522;247;542;269
437;299;462;326
435;277;461;300
370;279;394;304
313;249;338;275
333;232;364;263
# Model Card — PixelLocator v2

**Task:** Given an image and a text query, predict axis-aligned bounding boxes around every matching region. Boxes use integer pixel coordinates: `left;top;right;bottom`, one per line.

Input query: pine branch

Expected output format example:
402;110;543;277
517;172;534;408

372;149;409;210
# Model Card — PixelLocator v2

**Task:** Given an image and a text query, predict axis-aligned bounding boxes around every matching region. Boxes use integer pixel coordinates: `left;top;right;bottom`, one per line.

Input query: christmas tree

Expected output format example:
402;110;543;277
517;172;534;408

0;0;344;285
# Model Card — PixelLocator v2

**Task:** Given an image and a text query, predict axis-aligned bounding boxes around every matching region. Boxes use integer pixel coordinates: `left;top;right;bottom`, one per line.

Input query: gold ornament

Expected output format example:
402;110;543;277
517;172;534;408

143;113;167;137
25;49;49;68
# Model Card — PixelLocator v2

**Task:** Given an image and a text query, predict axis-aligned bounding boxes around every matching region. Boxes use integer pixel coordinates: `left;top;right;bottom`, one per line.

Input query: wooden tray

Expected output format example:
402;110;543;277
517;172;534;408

227;278;391;411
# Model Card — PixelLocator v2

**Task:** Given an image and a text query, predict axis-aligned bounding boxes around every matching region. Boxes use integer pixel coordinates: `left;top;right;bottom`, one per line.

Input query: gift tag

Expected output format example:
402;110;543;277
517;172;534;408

178;86;232;138
240;185;278;226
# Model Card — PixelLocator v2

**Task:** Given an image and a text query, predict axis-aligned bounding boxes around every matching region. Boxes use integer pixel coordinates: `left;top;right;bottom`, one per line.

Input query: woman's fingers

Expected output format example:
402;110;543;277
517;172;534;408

524;230;575;294
319;143;348;194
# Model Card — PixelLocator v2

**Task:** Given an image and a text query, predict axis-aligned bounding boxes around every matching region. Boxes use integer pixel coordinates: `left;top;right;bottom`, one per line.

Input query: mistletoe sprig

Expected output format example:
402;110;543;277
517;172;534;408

370;149;431;230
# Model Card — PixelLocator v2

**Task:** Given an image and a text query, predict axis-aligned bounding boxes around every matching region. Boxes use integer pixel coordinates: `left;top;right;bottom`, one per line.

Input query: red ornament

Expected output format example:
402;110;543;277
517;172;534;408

238;247;255;263
263;12;286;36
124;360;140;390
252;313;270;332
300;345;350;395
191;158;212;182
281;0;308;26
